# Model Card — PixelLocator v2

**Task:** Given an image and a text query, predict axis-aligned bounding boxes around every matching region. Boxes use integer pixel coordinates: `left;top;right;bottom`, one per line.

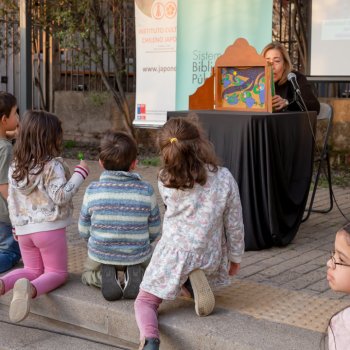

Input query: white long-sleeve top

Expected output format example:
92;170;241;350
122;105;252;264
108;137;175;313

328;307;350;350
8;157;88;235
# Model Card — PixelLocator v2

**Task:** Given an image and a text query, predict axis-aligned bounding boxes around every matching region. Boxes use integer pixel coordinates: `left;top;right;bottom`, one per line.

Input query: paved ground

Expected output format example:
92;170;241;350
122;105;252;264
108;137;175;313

66;160;350;328
1;158;350;349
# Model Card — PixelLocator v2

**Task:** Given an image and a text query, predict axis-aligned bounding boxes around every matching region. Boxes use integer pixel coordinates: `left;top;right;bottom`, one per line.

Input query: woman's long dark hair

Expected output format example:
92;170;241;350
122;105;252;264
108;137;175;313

12;110;63;183
158;114;219;189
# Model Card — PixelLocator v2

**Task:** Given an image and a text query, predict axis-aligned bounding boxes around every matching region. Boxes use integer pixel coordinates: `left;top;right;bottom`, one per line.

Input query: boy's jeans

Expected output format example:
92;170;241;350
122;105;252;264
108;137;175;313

0;222;21;273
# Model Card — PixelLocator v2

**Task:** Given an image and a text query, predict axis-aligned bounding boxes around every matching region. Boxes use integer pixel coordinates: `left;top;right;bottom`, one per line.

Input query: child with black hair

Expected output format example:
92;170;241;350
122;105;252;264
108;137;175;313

326;223;350;349
79;131;161;301
0;92;21;273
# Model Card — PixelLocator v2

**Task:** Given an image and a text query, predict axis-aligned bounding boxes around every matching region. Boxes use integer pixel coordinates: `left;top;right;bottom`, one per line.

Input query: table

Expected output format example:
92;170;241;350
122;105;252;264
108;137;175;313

167;110;317;250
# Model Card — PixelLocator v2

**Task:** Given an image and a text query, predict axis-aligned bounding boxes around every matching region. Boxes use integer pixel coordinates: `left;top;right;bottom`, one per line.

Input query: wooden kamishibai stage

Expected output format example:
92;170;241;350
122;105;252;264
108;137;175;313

168;39;316;250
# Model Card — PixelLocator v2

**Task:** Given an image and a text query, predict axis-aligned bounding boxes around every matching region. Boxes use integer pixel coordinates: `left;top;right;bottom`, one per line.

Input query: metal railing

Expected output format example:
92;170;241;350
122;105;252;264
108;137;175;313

58;1;136;93
0;16;20;102
1;0;348;107
0;0;136;114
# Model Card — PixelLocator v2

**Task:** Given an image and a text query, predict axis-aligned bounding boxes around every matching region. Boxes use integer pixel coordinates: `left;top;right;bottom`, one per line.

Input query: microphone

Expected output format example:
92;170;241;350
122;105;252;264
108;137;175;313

287;72;301;96
287;72;306;111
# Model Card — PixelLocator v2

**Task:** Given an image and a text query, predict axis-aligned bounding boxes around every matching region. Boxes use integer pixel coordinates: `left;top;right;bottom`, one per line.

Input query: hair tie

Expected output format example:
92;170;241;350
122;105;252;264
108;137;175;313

169;137;178;143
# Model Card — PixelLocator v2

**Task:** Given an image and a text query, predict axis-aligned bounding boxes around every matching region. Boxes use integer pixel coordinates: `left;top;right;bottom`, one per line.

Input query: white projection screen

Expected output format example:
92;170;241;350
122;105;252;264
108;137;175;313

310;0;350;78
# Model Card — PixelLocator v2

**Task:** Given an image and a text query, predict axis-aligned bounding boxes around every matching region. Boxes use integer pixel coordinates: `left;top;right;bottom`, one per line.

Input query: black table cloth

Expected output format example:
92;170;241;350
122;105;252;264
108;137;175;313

167;110;317;250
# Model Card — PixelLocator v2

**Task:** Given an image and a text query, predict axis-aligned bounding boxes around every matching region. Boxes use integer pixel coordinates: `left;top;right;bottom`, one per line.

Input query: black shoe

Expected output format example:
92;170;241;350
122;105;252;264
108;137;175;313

183;278;194;298
101;264;123;301
140;337;160;350
123;264;144;299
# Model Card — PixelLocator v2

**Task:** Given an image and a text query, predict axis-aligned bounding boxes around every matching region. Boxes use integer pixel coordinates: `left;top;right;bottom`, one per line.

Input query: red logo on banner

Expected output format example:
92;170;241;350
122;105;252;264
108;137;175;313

152;2;165;19
165;2;177;18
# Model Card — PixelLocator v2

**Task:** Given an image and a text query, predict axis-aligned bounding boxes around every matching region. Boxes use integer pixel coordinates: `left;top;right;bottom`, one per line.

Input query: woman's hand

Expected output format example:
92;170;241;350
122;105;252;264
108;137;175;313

229;262;240;276
272;94;289;111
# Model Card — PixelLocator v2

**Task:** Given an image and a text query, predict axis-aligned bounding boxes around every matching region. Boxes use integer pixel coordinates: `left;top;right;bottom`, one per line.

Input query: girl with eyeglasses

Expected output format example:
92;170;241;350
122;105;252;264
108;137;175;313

326;223;350;350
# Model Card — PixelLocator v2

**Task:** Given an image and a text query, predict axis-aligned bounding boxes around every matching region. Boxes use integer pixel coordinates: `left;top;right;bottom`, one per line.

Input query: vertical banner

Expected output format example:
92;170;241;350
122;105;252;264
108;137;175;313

134;0;177;127
176;0;273;110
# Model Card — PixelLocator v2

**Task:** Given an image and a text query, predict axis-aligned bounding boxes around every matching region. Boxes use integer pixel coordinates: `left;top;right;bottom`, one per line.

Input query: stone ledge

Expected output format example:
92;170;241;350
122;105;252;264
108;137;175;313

0;275;323;350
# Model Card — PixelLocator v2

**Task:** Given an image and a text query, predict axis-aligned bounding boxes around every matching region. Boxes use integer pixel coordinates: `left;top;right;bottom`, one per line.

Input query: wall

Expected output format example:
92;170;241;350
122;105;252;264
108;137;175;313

54;91;135;143
320;98;350;150
54;92;350;163
319;98;350;165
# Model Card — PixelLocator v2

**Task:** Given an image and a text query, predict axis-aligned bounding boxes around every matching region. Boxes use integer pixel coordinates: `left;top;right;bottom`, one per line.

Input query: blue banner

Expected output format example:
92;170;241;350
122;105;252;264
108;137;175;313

176;0;273;110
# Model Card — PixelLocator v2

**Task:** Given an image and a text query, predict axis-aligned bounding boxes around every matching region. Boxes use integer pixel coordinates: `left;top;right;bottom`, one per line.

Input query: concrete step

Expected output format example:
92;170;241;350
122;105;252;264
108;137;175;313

0;273;324;350
0;308;135;349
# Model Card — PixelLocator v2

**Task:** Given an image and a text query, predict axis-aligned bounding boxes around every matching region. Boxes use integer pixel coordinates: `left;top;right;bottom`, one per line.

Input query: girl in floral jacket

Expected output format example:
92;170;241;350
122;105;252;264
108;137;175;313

134;115;245;350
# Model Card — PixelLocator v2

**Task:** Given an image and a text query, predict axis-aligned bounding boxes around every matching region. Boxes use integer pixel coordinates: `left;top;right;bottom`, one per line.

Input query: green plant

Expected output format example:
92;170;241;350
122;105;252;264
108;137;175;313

64;140;77;149
311;166;350;188
139;157;160;167
44;0;135;138
89;92;108;107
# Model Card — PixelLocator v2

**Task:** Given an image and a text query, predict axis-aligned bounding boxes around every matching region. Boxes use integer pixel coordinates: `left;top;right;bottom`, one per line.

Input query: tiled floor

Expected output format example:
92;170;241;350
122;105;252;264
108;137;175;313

64;159;350;333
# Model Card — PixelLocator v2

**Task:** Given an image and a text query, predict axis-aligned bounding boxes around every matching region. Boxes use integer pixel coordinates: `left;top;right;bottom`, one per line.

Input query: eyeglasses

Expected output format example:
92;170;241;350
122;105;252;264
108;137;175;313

329;251;350;269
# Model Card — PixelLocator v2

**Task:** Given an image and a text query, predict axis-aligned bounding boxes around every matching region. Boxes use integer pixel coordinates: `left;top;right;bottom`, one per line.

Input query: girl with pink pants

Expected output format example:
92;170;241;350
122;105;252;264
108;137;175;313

0;110;89;323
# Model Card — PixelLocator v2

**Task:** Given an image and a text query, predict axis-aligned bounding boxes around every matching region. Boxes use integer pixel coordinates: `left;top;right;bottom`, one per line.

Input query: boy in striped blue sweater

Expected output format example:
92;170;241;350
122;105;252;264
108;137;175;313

78;131;161;301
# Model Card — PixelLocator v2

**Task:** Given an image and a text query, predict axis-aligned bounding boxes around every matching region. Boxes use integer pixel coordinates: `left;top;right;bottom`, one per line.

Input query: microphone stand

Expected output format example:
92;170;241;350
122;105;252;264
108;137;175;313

293;89;305;111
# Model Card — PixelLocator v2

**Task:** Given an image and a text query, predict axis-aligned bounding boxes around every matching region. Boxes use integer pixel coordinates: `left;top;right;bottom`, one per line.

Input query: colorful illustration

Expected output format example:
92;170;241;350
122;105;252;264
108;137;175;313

220;67;266;110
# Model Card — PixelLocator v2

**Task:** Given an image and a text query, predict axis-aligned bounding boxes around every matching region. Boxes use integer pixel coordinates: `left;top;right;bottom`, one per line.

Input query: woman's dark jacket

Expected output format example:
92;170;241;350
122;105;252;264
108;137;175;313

275;71;320;114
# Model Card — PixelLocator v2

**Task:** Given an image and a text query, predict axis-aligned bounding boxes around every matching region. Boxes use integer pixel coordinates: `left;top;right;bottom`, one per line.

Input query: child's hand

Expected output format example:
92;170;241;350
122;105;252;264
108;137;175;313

12;227;18;242
79;160;89;173
229;262;240;276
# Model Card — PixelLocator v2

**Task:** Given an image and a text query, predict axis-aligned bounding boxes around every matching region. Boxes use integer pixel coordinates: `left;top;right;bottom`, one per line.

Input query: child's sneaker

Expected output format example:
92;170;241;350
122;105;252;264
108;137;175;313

9;278;32;323
101;264;123;301
123;264;144;299
139;337;160;350
189;269;215;317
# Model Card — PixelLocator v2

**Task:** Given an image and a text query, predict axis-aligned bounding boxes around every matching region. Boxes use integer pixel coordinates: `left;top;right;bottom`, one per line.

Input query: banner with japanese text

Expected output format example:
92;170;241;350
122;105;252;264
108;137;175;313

134;0;273;126
134;0;177;127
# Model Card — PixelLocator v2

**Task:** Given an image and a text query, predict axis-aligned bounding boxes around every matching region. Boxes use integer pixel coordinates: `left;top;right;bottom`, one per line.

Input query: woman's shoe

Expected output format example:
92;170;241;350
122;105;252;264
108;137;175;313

189;269;215;317
101;265;123;301
9;278;32;323
139;337;160;350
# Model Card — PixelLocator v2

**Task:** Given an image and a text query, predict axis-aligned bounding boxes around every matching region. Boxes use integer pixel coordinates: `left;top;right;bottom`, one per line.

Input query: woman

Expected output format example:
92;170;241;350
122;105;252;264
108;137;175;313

262;42;320;113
